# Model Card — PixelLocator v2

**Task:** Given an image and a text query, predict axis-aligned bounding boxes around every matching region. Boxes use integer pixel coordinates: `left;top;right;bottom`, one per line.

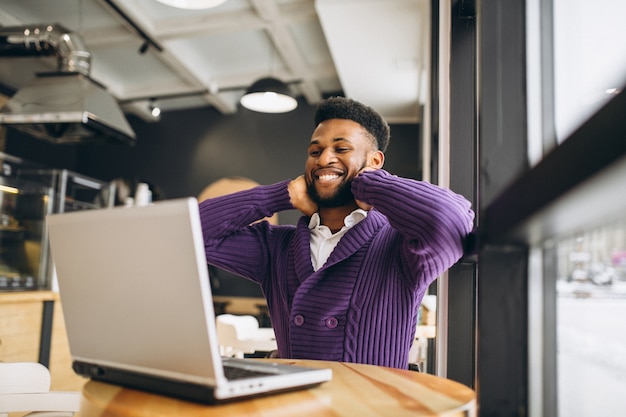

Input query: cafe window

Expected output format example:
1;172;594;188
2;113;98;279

552;0;626;144
525;0;626;415
554;220;626;416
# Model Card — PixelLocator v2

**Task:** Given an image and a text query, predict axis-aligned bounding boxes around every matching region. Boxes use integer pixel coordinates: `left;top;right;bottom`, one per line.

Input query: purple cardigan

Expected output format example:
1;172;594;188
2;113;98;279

199;169;474;368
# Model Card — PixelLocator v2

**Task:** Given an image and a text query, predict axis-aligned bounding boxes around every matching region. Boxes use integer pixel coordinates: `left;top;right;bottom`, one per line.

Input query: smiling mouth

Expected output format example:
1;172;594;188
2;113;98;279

316;174;341;182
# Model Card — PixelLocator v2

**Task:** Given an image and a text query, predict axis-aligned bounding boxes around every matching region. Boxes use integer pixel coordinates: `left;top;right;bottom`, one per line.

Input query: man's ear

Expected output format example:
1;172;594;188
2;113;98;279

368;150;385;169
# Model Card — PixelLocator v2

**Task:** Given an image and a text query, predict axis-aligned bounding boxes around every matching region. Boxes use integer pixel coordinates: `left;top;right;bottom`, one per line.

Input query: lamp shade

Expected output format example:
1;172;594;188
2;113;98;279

155;0;227;9
240;77;298;113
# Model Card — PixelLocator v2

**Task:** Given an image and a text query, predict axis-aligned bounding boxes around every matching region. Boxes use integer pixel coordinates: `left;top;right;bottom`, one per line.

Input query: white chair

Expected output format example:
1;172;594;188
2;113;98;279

0;362;81;417
215;314;277;358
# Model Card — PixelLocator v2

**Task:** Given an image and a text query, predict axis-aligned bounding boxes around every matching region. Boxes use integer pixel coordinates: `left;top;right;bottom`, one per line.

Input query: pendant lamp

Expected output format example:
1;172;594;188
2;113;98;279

155;0;227;9
240;77;298;113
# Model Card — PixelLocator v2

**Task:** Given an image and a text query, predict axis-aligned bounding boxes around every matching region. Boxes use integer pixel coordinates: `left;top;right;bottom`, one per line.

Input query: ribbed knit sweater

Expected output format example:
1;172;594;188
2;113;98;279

199;169;474;369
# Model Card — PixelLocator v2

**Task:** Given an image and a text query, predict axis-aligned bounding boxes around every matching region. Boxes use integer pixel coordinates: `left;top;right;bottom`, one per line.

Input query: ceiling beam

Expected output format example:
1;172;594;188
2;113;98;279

97;0;235;114
249;0;323;105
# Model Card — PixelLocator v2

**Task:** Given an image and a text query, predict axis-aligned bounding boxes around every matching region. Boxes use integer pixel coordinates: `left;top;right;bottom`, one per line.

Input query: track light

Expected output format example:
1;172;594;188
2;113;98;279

149;100;161;119
138;40;149;55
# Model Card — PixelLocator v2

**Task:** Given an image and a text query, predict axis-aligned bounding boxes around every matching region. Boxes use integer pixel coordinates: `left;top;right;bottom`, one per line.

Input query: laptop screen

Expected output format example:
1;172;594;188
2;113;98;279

47;198;225;385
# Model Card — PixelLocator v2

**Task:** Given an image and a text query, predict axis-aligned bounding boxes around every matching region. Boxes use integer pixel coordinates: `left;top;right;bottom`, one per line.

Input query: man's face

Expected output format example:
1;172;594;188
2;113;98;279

305;118;377;208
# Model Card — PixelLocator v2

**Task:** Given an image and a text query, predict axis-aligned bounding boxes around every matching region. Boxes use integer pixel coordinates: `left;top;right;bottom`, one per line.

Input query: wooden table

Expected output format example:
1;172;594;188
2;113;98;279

78;359;476;417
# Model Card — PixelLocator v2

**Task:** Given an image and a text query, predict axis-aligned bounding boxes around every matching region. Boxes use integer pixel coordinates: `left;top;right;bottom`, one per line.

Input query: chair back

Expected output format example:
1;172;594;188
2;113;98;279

216;314;262;357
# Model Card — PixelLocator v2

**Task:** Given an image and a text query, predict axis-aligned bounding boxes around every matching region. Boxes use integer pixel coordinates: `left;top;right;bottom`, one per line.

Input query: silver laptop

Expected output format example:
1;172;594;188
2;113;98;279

46;197;331;404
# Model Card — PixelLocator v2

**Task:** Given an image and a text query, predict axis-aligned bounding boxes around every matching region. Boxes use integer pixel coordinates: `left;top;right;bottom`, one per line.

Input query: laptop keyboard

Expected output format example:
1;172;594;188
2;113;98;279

223;365;275;380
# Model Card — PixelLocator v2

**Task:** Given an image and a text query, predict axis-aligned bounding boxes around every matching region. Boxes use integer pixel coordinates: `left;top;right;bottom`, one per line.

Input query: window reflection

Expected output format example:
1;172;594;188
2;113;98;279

556;220;626;416
553;0;626;143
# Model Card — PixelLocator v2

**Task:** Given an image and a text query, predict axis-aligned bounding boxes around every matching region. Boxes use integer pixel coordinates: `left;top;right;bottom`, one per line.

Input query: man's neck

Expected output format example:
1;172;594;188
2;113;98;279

318;203;360;234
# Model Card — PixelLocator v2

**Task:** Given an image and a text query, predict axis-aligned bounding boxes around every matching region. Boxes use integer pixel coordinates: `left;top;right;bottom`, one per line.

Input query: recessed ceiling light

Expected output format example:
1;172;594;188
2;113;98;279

155;0;227;10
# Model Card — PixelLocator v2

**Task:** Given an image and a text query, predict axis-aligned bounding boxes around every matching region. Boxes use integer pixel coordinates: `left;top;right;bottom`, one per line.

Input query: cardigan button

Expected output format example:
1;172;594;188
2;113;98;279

325;317;338;329
294;314;305;326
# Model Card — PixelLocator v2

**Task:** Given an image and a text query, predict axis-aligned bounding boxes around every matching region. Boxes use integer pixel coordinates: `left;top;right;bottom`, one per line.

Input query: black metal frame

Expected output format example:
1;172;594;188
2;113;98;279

448;0;626;415
446;0;478;389
38;300;55;367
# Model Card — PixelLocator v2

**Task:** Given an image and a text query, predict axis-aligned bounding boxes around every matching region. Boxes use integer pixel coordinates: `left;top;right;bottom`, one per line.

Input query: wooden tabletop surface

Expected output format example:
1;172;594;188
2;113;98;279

79;359;476;417
0;290;58;304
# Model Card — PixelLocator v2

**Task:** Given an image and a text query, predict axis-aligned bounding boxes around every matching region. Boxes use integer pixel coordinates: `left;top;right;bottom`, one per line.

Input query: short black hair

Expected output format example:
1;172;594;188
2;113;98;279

314;96;390;152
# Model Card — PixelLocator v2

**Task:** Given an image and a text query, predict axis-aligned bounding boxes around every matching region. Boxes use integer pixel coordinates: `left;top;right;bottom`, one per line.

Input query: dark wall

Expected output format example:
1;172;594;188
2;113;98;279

6;98;421;224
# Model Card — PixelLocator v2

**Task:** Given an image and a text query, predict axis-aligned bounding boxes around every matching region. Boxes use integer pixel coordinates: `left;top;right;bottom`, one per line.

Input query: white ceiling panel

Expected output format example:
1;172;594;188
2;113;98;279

316;0;429;123
0;0;429;123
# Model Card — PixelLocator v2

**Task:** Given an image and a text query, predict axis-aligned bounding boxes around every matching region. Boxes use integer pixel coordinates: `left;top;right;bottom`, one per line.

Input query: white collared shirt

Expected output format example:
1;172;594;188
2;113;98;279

308;209;368;271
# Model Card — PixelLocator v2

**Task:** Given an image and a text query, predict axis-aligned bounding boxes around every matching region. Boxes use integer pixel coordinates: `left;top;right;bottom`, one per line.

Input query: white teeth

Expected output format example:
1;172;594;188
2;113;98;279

318;174;339;181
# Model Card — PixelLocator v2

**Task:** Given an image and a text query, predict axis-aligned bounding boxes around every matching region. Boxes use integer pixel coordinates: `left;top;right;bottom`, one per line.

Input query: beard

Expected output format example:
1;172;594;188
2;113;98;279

307;177;355;208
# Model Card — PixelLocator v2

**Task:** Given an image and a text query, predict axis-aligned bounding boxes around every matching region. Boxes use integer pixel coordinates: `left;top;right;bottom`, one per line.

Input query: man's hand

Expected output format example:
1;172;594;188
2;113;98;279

288;175;318;217
354;168;375;211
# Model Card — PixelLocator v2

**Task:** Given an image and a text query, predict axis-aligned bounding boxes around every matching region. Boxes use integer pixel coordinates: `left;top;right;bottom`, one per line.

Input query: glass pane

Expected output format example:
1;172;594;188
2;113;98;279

553;0;626;143
556;220;626;416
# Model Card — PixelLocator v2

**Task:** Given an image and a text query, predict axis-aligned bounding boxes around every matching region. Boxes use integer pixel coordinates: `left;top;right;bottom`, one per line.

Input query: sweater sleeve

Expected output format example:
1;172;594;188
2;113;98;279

351;169;475;284
198;180;294;282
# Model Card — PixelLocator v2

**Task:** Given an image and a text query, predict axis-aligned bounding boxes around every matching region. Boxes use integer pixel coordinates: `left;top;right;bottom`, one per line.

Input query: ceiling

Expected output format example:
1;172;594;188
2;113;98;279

0;0;429;124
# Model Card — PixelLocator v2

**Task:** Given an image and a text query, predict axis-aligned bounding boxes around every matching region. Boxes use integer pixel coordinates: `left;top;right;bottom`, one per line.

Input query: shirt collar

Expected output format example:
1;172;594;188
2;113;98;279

308;208;369;230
